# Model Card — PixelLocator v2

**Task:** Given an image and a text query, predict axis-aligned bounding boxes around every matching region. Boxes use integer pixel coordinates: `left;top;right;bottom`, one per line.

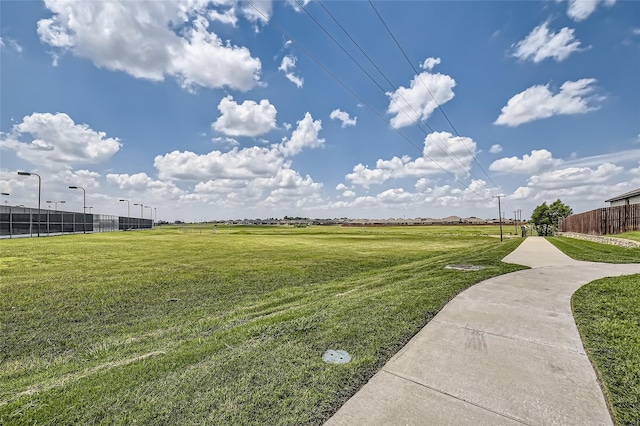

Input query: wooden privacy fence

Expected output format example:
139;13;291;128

559;204;640;235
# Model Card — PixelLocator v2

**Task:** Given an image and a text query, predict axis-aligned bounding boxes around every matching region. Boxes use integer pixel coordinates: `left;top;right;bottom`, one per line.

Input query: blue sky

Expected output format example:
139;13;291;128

1;0;639;222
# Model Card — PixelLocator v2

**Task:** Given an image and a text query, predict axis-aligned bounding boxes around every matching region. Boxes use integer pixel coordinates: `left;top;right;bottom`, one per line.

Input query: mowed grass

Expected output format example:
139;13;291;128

614;231;640;243
547;236;640;263
573;275;640;426
1;226;525;425
549;236;640;425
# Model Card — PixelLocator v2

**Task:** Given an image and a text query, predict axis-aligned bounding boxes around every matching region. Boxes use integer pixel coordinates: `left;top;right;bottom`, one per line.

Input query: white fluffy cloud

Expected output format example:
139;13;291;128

512;22;585;62
213;96;277;137
527;163;622;190
387;60;456;128
489;144;503;154
107;172;184;199
155;146;285;181
37;1;262;91
510;162;623;204
330;109;357;128
278;55;304;88
421;57;441;71
151;111;326;208
191;165;323;208
565;0;616;21
1;112;121;170
495;79;602;127
346;131;477;188
278;112;324;157
489;149;562;175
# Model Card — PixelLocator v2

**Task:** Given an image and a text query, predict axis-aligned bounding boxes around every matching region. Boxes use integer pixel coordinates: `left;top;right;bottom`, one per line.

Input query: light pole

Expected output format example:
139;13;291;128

134;203;143;229
494;194;505;242
119;199;130;230
18;172;41;237
69;186;86;233
154;207;157;226
145;206;152;229
1;193;9;239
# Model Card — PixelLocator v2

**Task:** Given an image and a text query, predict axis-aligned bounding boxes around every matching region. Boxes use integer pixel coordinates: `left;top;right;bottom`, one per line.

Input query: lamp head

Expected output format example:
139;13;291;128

69;186;78;189
18;171;31;176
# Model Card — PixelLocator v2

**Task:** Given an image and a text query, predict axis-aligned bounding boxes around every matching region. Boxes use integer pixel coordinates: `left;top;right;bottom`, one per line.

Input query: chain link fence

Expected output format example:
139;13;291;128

0;205;152;238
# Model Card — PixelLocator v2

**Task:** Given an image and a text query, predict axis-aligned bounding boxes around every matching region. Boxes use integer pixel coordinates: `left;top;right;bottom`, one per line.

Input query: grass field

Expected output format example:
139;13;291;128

613;231;640;243
547;236;640;263
549;236;640;425
1;225;525;425
573;275;640;426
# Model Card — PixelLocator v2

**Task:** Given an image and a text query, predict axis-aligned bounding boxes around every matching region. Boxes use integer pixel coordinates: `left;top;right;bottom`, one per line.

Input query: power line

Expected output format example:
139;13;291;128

244;0;492;201
368;0;502;193
313;0;482;184
293;0;490;197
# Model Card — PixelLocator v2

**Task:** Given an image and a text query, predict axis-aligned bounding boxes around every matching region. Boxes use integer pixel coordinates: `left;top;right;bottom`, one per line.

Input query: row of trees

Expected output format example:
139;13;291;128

530;199;573;236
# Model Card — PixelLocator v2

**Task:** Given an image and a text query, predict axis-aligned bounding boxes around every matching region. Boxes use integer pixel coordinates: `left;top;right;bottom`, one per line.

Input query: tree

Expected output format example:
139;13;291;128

531;199;573;236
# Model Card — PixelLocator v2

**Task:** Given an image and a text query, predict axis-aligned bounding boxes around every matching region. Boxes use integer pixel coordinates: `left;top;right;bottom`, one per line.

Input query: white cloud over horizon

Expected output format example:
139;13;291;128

346;132;477;188
213;96;277;137
278;55;304;88
495;79;602;127
1;112;121;170
565;0;616;21
489;149;562;175
387;60;456;128
37;0;262;91
512;22;585;62
330;109;357;128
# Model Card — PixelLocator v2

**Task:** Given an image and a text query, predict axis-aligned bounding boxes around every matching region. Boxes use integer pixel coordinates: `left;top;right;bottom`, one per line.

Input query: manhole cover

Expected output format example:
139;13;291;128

444;264;485;271
322;349;351;364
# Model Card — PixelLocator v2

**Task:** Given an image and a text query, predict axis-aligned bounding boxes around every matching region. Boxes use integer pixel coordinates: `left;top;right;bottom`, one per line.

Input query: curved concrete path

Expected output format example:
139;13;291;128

326;237;640;425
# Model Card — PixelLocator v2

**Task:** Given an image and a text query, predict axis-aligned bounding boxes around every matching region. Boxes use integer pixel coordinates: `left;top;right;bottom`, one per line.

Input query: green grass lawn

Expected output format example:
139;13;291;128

573;275;640;426
547;236;640;263
613;231;640;243
1;226;524;425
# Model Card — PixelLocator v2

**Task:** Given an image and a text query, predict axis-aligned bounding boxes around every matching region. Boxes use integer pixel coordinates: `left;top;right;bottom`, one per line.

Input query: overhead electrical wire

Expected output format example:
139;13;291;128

244;0;492;201
299;0;484;187
368;0;503;195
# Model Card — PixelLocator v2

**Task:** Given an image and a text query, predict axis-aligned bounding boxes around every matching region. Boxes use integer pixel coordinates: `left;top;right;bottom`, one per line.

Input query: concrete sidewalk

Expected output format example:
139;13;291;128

326;237;640;425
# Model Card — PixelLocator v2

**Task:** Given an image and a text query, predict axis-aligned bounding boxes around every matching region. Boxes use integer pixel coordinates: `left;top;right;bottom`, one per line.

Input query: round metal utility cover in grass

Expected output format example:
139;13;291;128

322;349;351;364
445;264;485;271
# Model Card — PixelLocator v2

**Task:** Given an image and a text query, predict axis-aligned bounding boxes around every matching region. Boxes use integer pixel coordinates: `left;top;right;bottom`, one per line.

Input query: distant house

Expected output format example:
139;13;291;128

605;188;640;207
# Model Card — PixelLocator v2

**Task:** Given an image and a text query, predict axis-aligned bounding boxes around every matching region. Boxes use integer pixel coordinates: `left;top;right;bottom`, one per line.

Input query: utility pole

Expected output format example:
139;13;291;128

494;195;505;241
513;210;518;234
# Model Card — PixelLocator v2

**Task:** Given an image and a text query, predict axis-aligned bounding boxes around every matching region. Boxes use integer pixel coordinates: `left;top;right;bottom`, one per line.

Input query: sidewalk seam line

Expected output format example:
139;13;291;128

381;370;533;426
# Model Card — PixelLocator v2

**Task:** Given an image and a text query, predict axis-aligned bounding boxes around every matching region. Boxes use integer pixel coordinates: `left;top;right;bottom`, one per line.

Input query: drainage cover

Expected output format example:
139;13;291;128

445;264;485;271
322;349;351;364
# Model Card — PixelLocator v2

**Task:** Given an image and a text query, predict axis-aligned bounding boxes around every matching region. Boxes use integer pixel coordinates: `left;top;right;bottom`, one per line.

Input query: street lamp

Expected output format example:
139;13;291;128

1;193;10;238
18;171;41;237
46;200;66;210
119;199;130;217
145;206;152;229
69;186;86;233
119;199;130;230
134;203;143;229
88;206;93;213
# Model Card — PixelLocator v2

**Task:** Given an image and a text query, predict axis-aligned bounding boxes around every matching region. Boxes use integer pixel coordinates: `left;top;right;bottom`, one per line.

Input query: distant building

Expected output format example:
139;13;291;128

605;188;640;207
